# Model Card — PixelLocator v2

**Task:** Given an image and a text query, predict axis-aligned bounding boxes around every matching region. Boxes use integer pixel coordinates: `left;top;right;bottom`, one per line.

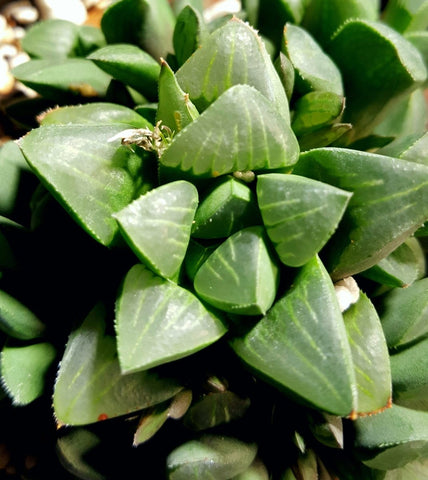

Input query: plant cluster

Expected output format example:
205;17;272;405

1;0;428;478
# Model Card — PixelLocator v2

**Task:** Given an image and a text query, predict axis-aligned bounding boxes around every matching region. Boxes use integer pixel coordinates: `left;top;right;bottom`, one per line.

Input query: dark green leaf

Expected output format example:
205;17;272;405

361;237;425;288
113;181;198;280
390;336;428;410
283;23;343;96
274;52;295;102
378;131;428;167
160;85;299;179
20;124;147;246
231;256;356;417
12;59;112;101
1;342;56;405
294;148;428;280
53;303;182;426
77;25;106;57
257;173;351;267
39;102;151;128
291;91;344;136
184;240;218;282
343;293;392;416
176;17;289;118
192;176;261;239
380;277;428;348
166;435;257;480
354;404;428;470
87;44;160;101
173;0;203;15
156;60;199;132
0;290;45;340
298;123;352;151
328;21;427;143
101;0;175;60
194;226;280;315
383;0;428;33
173;5;208;66
115;264;227;373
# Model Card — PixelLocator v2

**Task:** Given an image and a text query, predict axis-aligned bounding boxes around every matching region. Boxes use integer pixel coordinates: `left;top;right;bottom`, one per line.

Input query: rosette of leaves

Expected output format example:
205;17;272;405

1;0;428;478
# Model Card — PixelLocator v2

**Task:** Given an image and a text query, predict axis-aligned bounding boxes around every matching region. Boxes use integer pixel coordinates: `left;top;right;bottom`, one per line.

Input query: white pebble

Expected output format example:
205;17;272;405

9;51;30;69
35;0;87;24
0;14;7;33
334;277;360;312
0;57;14;95
203;0;241;22
12;26;26;40
2;2;39;25
0;44;18;60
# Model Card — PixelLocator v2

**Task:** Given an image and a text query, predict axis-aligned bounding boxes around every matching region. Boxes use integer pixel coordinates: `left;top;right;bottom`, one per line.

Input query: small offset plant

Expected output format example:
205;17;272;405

1;0;428;477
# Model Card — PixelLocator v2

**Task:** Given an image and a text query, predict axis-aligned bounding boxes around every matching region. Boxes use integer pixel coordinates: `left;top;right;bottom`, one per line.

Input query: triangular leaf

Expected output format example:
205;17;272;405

257;173;351;267
231;256;356;417
115;264;227;373
378;131;428;167
194;226;280;316
113;181;198;280
53;303;182;426
384;0;428;33
160;85;299;179
133;402;170;446
176;17;289;119
294;148;428;280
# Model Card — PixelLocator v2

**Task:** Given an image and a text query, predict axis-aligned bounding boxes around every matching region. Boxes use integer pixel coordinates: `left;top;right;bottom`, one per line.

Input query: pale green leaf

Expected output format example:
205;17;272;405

133;403;169;446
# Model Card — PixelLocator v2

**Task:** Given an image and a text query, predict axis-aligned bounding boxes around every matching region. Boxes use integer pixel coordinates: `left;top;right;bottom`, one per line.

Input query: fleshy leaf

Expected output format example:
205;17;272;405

12;59;112;101
133;402;169;446
160;85;299;179
378;131;428;167
115;264;227;373
274;52;295;102
184;240;218;282
53;303;182;426
380;277;428;348
1;342;56;405
113;181;198;280
192;176;261;239
101;0;175;61
156;60;199;133
231;256;356;417
343;293;392;416
20;124;148;247
361;237;425;288
383;0;428;33
176;17;289;118
231;458;269;480
0;290;45;340
327;20;427;143
87;44;161;101
194;226;280;316
294;148;428;280
257;173;351;267
354;404;428;470
298;123;352;151
283;23;343;96
390;337;428;410
166;435;257;480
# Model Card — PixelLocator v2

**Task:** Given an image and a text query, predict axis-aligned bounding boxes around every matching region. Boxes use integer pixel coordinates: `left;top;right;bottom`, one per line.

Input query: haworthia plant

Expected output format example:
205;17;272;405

3;0;428;477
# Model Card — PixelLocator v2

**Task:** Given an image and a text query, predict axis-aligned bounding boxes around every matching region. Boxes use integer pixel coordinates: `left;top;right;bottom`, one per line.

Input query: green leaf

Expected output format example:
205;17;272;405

406;31;428;67
343;293;392;416
20;124;147;246
283;23;343;96
383;457;428;480
378;132;428;167
192;177;261;239
231;458;269;480
115;264;227;373
298;123;352;151
184;240;218;282
156;60;199;133
327;21;427;143
383;0;428;33
257;173;351;267
380;277;428;349
390;337;428;410
231;256;356;417
1;342;56;405
39;102;151;128
101;0;175;61
113;181;198;280
12;59;112;101
194;226;280;316
294;148;428;280
361;237;425;288
77;25;107;57
291;91;344;136
302;0;379;47
173;0;203;15
173;5;208;66
175;17;289;119
87;44;161;101
354;404;428;470
53;303;182;426
274;52;295;102
0;290;45;340
160;85;299;179
183;391;250;431
166;435;258;480
133;402;169;446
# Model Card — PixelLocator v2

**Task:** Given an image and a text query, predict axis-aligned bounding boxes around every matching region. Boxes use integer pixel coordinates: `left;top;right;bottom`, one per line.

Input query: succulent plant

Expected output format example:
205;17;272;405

1;0;428;478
